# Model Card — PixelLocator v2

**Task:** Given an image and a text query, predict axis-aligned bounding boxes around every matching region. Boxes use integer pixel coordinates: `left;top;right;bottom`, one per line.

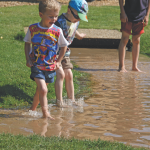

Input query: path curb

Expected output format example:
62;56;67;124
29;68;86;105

70;38;121;49
70;38;132;50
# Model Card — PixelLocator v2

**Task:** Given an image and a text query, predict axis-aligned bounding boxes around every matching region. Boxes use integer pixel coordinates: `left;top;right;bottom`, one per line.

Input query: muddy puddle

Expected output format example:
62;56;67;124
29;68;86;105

1;48;150;148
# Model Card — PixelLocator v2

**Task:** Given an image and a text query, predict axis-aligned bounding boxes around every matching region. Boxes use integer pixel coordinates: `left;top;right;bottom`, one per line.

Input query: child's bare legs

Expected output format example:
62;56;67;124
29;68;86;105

64;69;75;102
55;67;67;107
118;31;130;72
29;83;49;111
29;87;39;111
132;34;142;72
34;78;54;120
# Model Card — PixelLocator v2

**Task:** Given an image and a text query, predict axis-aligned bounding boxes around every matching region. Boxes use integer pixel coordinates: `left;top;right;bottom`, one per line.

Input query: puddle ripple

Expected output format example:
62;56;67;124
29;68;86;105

0;48;150;148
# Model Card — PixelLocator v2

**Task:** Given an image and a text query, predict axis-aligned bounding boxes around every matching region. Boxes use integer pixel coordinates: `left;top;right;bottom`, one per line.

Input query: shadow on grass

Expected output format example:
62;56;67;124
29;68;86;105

0;84;32;106
14;31;25;41
75;68;118;72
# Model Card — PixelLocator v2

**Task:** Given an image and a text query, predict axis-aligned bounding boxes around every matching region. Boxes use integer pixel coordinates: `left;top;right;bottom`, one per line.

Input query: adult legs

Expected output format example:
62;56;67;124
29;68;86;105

118;31;130;72
132;34;141;72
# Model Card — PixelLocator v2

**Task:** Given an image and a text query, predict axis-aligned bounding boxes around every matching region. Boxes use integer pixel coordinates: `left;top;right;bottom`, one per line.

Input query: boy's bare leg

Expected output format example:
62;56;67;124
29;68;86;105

55;67;68;107
118;31;130;72
64;69;75;101
29;86;39;111
34;78;54;120
29;83;49;111
132;34;142;72
64;68;81;106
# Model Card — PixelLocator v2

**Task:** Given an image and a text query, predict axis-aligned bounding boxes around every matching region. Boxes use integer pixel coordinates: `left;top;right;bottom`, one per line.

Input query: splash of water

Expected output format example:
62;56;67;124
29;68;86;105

21;97;85;118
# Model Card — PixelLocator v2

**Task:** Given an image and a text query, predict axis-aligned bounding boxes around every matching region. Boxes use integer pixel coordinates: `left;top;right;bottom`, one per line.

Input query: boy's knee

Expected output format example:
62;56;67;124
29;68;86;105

65;69;73;80
132;38;140;45
39;86;48;95
121;36;129;45
56;68;65;79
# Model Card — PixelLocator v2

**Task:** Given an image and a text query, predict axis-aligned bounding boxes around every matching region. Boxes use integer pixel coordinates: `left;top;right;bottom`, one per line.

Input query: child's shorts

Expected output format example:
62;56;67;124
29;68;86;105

120;21;144;35
30;66;56;83
61;56;73;69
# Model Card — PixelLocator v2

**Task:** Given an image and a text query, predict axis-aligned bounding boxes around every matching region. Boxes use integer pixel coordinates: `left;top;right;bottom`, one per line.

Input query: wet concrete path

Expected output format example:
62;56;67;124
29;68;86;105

0;48;150;148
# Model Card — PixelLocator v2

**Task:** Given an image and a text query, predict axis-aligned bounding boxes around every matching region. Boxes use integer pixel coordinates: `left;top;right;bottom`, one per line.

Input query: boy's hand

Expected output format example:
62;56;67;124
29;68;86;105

26;59;33;68
143;15;149;27
75;30;86;40
120;13;128;22
55;62;61;70
77;33;86;40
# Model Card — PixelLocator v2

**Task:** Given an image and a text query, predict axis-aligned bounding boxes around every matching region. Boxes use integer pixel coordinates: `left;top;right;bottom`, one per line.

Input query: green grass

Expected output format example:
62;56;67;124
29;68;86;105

0;5;91;108
0;133;148;150
0;5;149;149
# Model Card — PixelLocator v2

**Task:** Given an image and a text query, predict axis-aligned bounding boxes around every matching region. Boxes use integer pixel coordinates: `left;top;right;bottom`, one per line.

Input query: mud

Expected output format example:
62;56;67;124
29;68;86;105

1;48;150;148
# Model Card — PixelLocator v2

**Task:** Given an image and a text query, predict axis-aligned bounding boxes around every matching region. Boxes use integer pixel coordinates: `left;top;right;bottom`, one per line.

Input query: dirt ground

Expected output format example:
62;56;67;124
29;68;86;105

0;0;119;7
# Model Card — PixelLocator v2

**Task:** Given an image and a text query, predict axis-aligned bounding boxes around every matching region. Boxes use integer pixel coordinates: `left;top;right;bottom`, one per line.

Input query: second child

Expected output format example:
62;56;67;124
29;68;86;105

55;0;88;106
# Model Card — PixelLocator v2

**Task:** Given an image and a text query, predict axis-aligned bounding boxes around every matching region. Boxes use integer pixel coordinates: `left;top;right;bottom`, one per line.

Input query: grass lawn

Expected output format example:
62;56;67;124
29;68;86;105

0;5;149;150
0;5;92;108
0;133;148;150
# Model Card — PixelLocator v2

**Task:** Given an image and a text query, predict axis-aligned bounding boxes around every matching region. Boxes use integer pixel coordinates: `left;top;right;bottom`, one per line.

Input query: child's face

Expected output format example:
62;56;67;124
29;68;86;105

68;7;81;23
39;9;59;28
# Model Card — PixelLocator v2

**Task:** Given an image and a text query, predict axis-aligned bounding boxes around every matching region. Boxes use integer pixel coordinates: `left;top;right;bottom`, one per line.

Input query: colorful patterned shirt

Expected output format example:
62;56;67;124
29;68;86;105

24;23;68;71
55;13;79;57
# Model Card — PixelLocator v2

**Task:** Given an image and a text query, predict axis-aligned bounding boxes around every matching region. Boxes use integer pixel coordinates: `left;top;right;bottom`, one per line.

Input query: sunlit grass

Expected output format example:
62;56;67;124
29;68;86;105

0;5;91;108
0;133;148;150
0;5;149;149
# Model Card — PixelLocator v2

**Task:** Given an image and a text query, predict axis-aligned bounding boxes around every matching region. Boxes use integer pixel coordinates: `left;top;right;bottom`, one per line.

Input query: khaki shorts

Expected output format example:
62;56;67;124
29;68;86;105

61;56;73;69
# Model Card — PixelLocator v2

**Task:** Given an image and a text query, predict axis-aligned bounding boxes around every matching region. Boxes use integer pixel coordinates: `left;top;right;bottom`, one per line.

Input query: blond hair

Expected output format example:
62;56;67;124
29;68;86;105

39;0;61;13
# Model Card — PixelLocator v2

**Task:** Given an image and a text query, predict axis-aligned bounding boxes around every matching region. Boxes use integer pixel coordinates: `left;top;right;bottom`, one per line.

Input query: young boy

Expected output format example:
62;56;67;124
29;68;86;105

55;0;88;106
118;0;150;72
24;0;69;119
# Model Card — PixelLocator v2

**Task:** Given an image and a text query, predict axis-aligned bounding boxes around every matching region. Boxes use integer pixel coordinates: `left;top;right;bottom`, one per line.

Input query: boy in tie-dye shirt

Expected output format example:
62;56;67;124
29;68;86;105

24;0;68;119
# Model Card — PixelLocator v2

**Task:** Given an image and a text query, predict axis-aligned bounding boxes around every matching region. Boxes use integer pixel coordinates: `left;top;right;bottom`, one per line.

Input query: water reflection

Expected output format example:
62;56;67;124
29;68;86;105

0;48;150;148
70;48;150;148
0;98;84;138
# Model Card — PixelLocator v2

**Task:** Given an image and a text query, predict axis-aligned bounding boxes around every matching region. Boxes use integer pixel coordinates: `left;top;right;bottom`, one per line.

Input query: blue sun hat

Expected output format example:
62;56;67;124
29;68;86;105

69;0;88;22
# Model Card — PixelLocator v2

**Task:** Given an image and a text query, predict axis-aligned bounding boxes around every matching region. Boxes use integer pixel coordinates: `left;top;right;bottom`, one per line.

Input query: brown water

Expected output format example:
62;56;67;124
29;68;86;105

1;48;150;148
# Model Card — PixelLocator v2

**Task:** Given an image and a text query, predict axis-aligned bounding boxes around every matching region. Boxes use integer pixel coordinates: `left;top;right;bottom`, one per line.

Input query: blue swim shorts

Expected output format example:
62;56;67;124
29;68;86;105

30;66;56;83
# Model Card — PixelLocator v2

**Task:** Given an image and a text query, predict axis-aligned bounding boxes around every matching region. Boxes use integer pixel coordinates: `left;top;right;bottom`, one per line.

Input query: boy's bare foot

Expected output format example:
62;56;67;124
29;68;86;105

56;99;68;108
42;106;55;120
118;67;128;72
132;67;143;72
72;101;81;106
42;112;55;120
43;114;55;120
29;107;36;111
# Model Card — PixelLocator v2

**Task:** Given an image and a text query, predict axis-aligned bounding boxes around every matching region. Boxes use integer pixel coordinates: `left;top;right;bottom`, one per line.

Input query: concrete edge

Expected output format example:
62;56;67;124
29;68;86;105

70;38;132;49
70;38;121;49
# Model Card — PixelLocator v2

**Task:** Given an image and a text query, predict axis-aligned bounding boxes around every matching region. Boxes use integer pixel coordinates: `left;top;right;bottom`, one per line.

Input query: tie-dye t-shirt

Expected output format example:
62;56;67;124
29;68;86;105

24;23;68;71
55;13;79;57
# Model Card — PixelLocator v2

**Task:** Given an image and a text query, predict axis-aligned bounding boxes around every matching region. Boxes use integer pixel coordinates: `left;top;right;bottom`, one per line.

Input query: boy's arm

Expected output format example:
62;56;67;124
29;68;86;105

75;30;86;40
119;0;128;22
143;0;150;26
25;42;33;67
